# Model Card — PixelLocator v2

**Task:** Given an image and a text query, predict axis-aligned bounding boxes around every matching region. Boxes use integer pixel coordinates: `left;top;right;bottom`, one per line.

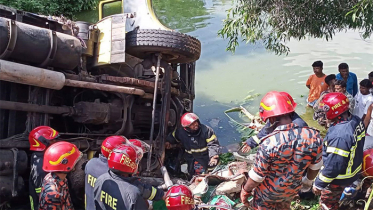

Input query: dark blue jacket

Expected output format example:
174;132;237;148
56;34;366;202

85;154;109;210
29;152;46;210
314;115;365;189
167;124;220;176
94;171;164;210
245;112;308;148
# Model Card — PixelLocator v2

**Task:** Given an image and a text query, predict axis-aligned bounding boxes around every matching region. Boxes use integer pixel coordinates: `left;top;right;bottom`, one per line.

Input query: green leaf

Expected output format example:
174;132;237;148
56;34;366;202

219;0;373;55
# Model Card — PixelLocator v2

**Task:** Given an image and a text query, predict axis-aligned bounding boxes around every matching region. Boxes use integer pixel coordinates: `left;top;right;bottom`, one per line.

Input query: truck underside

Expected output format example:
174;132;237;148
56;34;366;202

0;2;201;208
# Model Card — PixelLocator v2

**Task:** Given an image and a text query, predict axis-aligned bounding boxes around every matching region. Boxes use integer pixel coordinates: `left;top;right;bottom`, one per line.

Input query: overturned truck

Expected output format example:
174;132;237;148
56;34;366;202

0;0;201;207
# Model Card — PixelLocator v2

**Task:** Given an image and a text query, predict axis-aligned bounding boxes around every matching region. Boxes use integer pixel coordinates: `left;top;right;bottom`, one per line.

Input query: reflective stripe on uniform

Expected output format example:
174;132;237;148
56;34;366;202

185;147;208;154
325;129;365;182
346;131;365;175
30;195;34;210
252;135;260;144
148;187;157;200
318;173;334;183
357;131;365;141
172;129;179;142
336;164;362;179
35;187;41;194
326;147;350;157
206;134;216;143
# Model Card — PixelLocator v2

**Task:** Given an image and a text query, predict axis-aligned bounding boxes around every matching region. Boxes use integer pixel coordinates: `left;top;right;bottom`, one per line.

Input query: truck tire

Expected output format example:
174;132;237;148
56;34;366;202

126;29;201;63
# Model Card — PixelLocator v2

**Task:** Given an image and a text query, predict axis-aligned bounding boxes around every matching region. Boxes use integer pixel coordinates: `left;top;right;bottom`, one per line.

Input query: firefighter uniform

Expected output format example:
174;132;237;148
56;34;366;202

38;173;74;210
85;154;109;210
94;170;164;210
167;124;220;176
314;115;365;210
249;123;323;209
245;112;308;149
29;152;47;210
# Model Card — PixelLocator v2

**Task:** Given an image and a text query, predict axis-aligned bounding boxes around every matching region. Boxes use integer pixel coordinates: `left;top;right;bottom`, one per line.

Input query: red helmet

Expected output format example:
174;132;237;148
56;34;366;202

259;91;295;121
29;126;59;151
320;92;349;120
129;139;150;153
107;144;141;174
279;91;297;109
363;148;373;178
181;113;199;128
165;184;195;210
43;141;82;172
101;136;128;158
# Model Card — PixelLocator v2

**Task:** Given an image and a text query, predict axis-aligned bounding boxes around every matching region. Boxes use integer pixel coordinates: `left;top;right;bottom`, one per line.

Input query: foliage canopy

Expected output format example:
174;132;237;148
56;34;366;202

0;0;99;18
218;0;373;55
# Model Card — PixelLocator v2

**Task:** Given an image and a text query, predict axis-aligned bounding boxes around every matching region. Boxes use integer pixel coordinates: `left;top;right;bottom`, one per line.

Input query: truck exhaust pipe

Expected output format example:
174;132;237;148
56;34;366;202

0;59;65;89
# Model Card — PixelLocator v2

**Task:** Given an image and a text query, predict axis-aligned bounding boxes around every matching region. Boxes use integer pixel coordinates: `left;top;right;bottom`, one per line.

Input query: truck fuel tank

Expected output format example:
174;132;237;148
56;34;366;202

0;17;82;70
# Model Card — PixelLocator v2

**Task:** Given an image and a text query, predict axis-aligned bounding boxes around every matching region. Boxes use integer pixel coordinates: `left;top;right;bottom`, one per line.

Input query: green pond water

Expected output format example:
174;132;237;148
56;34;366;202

75;0;373;146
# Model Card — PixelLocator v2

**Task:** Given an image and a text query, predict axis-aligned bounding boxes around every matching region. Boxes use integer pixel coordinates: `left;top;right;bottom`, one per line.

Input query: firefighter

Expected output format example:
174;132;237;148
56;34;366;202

84;136;127;210
165;184;195;210
28;126;59;210
240;91;323;209
165;113;221;178
313;92;366;210
241;91;308;153
94;144;164;210
38;141;83;210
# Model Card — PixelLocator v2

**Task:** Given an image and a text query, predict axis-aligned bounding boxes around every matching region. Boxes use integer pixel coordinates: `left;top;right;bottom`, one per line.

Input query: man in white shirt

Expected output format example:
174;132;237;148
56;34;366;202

353;79;373;120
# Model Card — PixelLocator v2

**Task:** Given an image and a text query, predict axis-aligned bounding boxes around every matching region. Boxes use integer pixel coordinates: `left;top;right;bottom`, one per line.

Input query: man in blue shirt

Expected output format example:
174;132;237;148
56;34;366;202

336;63;358;96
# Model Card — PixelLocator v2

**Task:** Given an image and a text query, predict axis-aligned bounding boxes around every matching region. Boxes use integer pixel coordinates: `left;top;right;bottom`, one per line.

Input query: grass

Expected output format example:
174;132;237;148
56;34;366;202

299;106;327;137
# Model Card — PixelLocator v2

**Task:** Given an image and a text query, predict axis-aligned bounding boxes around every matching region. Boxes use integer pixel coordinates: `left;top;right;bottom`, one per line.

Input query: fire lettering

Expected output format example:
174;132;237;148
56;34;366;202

180;196;194;205
331;102;341;111
119;154;136;169
102;146;111;153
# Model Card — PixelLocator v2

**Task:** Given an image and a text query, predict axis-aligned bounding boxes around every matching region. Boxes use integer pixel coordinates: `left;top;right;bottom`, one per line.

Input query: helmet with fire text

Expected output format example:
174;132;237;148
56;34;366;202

129;139;150;153
107;144;142;174
181;113;199;128
320;92;349;120
43;141;82;172
259;91;295;122
363;148;373;178
279;91;297;109
101;136;128;158
165;184;195;210
29;126;60;151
